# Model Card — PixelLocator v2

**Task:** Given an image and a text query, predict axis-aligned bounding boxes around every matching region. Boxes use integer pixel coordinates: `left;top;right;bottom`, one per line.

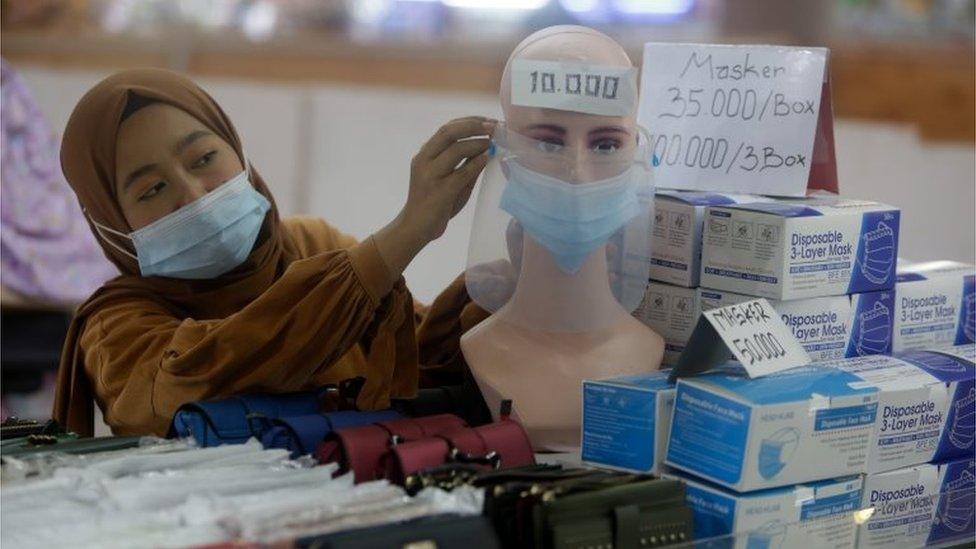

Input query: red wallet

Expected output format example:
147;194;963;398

317;413;535;484
388;420;535;484
318;414;468;482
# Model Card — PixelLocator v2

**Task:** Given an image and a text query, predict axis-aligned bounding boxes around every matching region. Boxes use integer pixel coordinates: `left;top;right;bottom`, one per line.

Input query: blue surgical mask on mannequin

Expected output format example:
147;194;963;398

499;160;641;274
91;169;270;279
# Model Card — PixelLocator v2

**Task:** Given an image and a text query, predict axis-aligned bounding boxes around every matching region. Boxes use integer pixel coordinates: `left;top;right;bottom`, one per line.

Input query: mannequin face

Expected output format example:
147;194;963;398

505;104;639;184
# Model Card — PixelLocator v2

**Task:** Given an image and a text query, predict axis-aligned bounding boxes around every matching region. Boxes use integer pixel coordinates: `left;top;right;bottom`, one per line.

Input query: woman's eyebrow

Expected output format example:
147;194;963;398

123;163;158;192
174;130;213;154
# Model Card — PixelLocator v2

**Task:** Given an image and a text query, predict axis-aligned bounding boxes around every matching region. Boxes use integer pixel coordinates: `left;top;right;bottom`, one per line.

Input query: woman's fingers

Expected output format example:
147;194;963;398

447;151;488;191
418;117;495;161
431;137;490;176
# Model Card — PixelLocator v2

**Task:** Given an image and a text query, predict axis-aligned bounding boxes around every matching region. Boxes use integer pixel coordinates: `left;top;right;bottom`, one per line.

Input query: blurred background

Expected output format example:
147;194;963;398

1;0;974;422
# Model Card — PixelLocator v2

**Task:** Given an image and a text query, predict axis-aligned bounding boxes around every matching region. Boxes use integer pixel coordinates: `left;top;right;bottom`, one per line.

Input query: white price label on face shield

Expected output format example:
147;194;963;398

511;60;639;117
639;43;831;196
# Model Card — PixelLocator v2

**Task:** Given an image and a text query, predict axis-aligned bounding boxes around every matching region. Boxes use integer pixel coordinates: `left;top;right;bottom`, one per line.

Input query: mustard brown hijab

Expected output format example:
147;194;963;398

56;69;335;434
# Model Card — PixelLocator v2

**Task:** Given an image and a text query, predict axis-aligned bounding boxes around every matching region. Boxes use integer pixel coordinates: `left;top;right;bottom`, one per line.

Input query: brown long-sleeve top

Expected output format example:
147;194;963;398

71;216;471;436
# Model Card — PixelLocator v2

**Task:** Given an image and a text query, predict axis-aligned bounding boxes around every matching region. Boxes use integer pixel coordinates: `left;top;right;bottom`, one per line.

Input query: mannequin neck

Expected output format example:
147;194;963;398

501;235;629;332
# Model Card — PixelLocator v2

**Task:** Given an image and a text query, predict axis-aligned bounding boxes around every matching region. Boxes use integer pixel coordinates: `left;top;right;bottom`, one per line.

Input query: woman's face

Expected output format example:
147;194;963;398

508;106;638;183
114;103;244;230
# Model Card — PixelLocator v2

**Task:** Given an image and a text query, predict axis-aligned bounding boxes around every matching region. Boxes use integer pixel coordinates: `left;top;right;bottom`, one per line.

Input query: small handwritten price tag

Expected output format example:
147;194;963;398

670;298;810;381
639;43;837;196
511;59;638;117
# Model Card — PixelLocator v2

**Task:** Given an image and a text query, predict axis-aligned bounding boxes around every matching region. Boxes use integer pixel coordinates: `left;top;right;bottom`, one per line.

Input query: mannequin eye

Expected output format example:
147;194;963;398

139;181;167;201
592;139;622;154
536;140;564;153
192;150;217;169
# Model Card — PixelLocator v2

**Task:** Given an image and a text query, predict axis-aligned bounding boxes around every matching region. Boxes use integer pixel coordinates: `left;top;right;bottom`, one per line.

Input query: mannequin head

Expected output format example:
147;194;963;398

499;26;639;184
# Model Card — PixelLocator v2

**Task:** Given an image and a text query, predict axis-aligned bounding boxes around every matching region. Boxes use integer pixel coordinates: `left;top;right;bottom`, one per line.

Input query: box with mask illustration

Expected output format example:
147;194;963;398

700;288;896;361
666;362;880;492
859;456;974;548
893;261;976;352
700;198;901;300
825;346;975;474
645;191;770;288
632;282;702;366
581;370;675;475
665;471;862;549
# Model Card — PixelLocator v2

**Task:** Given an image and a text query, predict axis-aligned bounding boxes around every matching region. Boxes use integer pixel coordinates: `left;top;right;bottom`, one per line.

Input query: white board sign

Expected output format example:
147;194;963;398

639;44;829;197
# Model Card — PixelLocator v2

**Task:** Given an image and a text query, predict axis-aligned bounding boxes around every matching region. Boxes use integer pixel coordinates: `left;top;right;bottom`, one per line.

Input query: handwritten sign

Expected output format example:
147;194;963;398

639;44;836;196
670;298;810;381
511;59;638;117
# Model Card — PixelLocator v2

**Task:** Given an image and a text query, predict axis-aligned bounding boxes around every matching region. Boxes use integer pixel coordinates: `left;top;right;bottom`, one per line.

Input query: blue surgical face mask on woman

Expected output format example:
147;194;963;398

91;168;270;279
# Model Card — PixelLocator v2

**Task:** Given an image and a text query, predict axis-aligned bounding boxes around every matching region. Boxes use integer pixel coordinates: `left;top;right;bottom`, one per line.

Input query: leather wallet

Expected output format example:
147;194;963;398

170;391;324;447
388;419;536;484
534;478;693;549
257;409;401;458
317;414;468;483
292;514;501;549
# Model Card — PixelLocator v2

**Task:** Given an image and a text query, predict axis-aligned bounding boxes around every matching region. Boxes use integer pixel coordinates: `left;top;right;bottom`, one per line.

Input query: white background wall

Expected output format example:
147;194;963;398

19;66;975;302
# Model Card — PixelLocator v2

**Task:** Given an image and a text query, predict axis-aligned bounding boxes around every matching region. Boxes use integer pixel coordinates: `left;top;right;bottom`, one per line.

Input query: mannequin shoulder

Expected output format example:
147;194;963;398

616;316;666;365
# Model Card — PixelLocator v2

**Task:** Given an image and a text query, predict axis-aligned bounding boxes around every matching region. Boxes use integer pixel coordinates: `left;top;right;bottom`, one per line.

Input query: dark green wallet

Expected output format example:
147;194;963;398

534;478;694;549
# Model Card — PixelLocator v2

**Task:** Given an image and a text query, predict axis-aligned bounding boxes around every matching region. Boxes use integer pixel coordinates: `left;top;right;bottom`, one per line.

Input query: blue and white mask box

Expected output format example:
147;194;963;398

700;198;901;300
894;261;976;352
667;471;862;549
581;371;675;475
648;191;770;288
700;288;895;361
633;282;702;366
667;363;880;492
826;346;975;474
859;456;974;548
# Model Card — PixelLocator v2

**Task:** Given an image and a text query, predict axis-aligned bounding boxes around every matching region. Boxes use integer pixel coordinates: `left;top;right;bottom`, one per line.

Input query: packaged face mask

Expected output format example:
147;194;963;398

667;362;880;492
701;288;895;362
666;471;862;548
700;198;901;300
632;283;703;366
581;371;675;475
859;456;974;548
826;346;975;473
893;261;976;352
638;191;771;288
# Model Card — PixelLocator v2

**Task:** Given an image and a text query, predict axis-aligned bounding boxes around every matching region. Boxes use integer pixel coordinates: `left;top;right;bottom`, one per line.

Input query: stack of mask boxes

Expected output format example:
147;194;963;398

632;191;771;365
635;195;916;366
662;345;974;546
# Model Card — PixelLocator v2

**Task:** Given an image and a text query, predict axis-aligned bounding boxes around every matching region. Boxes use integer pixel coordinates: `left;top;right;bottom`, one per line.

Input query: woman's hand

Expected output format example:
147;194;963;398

374;117;495;283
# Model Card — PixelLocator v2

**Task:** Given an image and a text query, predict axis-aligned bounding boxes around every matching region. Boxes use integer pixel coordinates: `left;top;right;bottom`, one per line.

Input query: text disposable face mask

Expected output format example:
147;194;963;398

893;261;976;351
700;198;901;300
92;169;270;279
825;346;975;473
665;471;862;549
859;456;974;547
699;288;895;363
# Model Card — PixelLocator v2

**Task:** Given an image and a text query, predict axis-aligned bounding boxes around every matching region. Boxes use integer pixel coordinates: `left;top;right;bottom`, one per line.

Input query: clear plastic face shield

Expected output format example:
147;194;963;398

464;120;655;330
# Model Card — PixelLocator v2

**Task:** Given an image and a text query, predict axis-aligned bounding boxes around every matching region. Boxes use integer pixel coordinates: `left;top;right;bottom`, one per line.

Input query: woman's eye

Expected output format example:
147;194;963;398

139;181;167;201
592;139;621;154
192;151;217;169
536;140;564;153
